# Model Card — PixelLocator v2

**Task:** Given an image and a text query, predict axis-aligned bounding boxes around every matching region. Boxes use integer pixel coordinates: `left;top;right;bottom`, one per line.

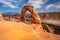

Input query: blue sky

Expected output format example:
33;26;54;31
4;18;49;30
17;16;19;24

0;0;60;13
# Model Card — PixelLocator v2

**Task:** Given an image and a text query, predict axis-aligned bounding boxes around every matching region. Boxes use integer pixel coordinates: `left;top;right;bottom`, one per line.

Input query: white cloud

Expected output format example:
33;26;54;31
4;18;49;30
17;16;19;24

46;4;54;9
26;0;48;9
0;12;4;13
54;5;60;9
0;0;21;8
46;2;60;10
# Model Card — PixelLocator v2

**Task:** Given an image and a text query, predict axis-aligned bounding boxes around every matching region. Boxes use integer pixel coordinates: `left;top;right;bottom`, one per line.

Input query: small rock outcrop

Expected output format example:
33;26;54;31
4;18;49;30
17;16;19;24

0;13;4;21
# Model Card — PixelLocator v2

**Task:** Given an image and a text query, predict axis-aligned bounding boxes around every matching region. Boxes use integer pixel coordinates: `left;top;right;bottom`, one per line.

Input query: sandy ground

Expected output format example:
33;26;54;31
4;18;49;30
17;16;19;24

0;20;60;40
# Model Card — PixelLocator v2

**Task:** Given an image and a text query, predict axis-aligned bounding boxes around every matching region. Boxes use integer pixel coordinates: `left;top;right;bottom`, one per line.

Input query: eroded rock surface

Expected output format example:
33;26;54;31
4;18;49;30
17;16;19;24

20;5;41;24
0;5;60;40
0;13;4;21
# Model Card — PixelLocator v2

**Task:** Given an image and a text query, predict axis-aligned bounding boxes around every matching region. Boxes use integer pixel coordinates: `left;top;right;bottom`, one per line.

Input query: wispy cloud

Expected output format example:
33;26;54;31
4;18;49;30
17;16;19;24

0;0;60;12
26;0;48;9
0;0;22;8
46;2;60;10
46;4;54;9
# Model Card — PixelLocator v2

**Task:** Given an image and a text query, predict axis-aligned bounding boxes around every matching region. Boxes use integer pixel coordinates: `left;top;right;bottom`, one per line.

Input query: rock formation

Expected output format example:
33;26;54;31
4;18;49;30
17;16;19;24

20;5;41;24
20;5;43;31
0;13;4;21
0;5;60;40
38;12;60;20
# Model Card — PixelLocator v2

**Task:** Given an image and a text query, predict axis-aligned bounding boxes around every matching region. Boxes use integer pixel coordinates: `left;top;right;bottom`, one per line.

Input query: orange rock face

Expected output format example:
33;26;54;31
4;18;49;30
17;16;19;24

20;5;41;24
0;13;4;21
0;5;60;40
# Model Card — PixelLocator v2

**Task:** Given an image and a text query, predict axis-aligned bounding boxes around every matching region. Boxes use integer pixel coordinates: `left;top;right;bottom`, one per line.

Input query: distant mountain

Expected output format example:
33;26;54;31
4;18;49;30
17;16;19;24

25;12;60;20
2;12;60;20
2;12;20;17
38;12;60;20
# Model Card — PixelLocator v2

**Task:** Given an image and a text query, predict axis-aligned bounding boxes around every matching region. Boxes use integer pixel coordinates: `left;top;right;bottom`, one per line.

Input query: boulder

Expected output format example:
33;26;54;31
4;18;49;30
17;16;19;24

0;13;4;21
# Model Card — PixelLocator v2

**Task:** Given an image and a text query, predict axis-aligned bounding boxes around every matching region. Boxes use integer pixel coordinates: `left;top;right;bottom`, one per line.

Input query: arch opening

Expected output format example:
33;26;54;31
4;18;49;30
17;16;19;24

25;11;32;24
20;5;41;24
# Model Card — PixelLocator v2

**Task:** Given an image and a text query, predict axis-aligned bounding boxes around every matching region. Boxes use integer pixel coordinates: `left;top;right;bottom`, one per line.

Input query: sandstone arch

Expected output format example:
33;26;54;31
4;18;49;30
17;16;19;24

0;5;60;40
20;5;41;24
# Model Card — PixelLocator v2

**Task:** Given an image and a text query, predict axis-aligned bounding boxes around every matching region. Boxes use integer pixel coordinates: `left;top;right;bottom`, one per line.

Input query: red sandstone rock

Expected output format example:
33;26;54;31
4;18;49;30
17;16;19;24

0;5;60;40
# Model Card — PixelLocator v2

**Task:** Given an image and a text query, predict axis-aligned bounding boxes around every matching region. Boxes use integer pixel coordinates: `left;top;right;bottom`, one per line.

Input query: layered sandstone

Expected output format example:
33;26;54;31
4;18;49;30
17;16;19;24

0;5;60;40
20;5;41;24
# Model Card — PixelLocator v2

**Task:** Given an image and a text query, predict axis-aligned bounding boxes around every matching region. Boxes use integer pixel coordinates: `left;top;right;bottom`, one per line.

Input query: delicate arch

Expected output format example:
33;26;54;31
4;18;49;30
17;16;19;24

20;5;41;24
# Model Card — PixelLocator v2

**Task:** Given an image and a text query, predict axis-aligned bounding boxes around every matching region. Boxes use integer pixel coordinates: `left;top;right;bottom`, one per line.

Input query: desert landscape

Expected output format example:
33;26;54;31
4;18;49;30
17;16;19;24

0;5;60;40
2;11;60;35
